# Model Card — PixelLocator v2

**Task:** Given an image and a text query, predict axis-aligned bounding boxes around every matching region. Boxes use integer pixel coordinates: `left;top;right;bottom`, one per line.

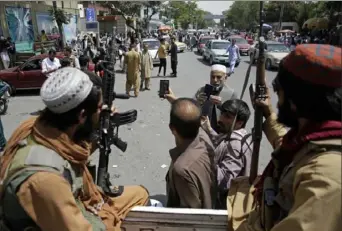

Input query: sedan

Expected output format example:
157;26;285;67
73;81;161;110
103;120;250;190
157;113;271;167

249;41;290;70
142;39;161;65
197;36;214;55
0;53;95;91
227;36;251;56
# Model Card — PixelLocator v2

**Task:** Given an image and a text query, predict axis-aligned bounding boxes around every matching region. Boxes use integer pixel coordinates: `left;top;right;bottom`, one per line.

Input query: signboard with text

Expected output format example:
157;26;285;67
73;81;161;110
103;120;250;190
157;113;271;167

86;8;95;22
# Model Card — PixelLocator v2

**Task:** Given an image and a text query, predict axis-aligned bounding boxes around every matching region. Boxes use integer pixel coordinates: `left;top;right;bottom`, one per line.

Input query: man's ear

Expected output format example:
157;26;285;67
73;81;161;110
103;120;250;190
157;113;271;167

235;120;244;130
78;109;87;124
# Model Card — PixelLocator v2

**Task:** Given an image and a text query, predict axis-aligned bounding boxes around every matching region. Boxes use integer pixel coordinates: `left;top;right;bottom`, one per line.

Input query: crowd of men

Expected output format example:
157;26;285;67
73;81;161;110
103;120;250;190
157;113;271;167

0;35;340;231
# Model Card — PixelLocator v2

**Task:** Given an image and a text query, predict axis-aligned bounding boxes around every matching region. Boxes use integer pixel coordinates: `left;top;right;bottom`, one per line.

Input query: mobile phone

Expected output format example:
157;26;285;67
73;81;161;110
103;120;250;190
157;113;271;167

159;80;169;98
204;84;214;98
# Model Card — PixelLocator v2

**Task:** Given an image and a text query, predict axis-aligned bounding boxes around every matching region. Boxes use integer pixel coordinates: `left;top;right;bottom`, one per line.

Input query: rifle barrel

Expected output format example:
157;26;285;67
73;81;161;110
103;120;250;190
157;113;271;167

249;1;266;184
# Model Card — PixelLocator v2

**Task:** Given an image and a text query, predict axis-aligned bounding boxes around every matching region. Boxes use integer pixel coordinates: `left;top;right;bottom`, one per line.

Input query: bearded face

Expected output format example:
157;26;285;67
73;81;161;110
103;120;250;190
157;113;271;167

73;113;97;143
277;97;298;128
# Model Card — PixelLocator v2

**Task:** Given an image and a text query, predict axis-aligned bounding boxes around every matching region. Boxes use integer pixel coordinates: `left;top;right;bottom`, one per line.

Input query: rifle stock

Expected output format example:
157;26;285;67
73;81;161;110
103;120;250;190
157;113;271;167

249;1;267;184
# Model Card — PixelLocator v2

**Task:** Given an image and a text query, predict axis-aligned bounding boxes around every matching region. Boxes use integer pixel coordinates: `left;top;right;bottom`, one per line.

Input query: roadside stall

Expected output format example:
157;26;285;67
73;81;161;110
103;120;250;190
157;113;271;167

158;25;172;36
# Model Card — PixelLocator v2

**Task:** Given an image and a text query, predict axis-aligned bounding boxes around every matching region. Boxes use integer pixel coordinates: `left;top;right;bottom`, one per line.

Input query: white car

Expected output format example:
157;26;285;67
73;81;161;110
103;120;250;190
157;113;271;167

249;41;290;70
142;38;161;65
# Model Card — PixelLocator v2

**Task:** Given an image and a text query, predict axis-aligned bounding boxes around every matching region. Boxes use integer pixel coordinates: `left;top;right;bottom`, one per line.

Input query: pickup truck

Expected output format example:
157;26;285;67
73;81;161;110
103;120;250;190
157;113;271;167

122;206;229;231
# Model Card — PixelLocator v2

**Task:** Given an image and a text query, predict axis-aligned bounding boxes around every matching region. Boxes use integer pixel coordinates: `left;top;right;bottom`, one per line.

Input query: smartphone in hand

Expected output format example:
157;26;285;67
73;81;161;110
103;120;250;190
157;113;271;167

204;84;214;98
159;80;170;98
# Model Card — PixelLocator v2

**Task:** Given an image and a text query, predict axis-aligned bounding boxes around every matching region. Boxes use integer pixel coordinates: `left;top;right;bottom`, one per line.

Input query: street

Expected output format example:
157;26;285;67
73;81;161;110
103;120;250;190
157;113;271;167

2;50;279;201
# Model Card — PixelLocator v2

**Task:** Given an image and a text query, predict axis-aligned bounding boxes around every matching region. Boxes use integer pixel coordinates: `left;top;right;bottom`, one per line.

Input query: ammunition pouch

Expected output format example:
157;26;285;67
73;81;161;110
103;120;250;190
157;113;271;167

260;177;278;231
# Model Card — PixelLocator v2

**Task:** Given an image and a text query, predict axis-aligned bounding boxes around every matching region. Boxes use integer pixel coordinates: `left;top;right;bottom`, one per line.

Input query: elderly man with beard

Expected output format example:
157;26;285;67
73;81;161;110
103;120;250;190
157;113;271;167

236;44;341;231
0;67;149;231
201;99;252;209
165;64;237;132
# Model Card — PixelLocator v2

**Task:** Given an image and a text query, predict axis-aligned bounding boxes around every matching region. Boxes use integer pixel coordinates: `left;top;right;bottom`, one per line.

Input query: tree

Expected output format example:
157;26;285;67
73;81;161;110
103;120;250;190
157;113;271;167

100;1;142;32
49;6;70;49
160;1;206;30
141;1;162;30
224;2;259;30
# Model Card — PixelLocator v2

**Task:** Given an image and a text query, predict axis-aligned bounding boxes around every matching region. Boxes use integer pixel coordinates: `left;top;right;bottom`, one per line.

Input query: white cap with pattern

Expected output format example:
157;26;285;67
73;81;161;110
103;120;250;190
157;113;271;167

40;67;94;114
211;64;227;74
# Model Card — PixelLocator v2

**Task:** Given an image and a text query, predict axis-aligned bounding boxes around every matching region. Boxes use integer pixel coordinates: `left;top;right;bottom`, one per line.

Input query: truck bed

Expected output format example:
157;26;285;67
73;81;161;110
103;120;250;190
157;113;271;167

122;206;228;231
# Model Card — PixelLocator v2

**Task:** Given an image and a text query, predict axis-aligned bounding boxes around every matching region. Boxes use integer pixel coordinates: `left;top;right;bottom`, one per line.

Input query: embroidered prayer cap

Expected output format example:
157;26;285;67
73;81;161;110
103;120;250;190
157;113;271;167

40;67;94;114
211;64;226;74
282;44;342;88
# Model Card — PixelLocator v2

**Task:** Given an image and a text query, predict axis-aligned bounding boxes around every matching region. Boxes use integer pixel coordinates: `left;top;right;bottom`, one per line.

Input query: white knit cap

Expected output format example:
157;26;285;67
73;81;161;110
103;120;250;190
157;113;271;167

40;67;94;114
211;64;226;74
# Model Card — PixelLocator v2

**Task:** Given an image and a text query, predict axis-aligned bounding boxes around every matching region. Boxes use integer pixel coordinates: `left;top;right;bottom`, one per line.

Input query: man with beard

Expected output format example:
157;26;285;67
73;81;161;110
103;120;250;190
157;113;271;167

64;46;80;69
165;64;237;132
41;49;61;78
237;44;341;231
0;67;149;231
201;99;252;209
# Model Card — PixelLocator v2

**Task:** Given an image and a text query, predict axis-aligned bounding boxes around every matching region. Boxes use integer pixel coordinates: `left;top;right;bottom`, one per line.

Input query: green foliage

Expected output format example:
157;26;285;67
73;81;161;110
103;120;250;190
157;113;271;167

160;1;212;30
48;7;70;26
101;1;162;31
224;1;341;31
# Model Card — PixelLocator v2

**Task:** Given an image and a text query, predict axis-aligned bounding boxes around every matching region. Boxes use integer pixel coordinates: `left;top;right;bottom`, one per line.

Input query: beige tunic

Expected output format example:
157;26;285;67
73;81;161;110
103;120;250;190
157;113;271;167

140;51;153;79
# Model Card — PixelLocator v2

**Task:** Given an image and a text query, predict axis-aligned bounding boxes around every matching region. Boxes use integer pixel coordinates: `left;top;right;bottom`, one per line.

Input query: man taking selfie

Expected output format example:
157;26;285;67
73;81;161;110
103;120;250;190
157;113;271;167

165;64;237;132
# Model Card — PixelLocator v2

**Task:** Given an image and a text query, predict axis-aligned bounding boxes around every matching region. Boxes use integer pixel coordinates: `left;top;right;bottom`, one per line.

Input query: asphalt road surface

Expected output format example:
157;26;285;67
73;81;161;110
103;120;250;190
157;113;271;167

2;50;280;203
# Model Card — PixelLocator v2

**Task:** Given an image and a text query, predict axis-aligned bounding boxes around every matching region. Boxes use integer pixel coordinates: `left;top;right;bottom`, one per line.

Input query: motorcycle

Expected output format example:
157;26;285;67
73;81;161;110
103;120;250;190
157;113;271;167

0;80;11;115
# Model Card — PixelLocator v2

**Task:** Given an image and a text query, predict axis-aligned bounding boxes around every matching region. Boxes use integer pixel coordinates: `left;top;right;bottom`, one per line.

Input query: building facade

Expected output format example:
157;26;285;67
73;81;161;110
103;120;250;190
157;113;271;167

0;1;78;52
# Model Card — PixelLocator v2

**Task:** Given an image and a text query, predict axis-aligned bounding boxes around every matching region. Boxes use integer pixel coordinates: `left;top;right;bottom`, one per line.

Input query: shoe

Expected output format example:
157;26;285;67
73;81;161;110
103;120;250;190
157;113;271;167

145;87;151;90
140;87;144;91
157;73;160;77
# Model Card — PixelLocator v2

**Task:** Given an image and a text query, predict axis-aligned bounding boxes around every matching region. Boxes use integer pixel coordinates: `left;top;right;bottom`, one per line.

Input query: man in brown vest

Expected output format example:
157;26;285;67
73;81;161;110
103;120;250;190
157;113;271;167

0;67;149;231
230;44;341;231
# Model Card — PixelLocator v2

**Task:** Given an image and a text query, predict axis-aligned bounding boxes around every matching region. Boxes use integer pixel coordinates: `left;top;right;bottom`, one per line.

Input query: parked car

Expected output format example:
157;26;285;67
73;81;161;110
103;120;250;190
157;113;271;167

249;41;290;69
0;53;95;91
197;36;215;55
142;38;161;65
227;36;251;56
203;40;239;67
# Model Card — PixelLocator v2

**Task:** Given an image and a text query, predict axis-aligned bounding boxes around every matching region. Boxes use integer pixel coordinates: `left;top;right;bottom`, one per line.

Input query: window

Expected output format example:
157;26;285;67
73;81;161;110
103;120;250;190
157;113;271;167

22;59;41;71
266;44;290;52
143;40;160;50
211;42;229;50
233;38;248;44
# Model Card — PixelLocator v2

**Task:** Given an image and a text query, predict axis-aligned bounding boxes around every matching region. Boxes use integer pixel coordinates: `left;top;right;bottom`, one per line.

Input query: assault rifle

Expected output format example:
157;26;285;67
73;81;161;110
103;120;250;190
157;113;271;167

96;27;138;196
249;1;267;184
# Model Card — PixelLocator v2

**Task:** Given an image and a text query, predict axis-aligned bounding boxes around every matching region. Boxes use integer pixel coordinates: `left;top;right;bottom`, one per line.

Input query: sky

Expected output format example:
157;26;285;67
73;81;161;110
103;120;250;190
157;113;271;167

197;1;234;15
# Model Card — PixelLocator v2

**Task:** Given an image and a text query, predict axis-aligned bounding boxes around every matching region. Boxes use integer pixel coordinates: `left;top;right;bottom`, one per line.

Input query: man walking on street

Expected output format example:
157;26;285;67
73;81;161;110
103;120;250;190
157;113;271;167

125;44;141;97
169;37;178;77
226;39;240;76
140;43;153;91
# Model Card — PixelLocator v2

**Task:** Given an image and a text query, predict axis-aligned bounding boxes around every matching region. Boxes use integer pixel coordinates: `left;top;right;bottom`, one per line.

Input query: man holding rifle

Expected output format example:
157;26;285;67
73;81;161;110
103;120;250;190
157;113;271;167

0;67;149;231
232;44;341;231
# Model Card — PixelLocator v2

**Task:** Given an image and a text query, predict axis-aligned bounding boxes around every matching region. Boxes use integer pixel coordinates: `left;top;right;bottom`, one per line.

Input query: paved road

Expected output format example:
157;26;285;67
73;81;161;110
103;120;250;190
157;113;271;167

2;50;279;201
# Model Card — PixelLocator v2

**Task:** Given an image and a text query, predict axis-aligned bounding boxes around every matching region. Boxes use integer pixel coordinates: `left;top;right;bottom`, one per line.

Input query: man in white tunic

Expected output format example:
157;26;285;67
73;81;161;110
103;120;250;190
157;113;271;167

226;39;240;76
41;49;61;78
